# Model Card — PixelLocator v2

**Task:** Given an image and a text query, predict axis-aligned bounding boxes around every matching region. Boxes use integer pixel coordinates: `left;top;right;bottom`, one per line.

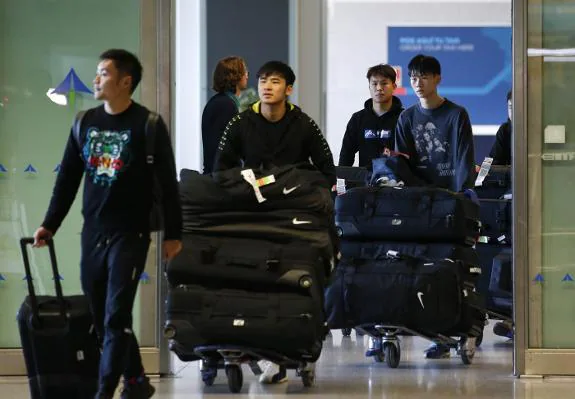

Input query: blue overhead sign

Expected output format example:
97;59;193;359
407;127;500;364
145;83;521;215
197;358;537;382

388;27;512;125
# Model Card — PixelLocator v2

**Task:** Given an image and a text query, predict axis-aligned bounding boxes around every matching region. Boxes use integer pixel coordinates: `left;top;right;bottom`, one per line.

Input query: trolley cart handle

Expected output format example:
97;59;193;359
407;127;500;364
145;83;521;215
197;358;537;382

19;238;67;323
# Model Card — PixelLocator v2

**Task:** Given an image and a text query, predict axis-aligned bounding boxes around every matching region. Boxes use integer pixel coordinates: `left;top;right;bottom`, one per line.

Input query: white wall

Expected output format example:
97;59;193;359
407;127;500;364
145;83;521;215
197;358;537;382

325;0;512;165
174;0;206;174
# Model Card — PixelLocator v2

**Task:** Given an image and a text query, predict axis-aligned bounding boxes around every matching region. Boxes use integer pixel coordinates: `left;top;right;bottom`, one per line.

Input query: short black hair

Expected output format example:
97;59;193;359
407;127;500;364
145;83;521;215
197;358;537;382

256;61;296;86
506;90;512;102
99;49;143;94
408;54;441;76
366;64;397;83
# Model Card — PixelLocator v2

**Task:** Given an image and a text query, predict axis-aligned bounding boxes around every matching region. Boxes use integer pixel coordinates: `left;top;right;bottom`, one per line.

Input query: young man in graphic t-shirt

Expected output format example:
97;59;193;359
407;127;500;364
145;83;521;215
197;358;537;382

394;54;475;359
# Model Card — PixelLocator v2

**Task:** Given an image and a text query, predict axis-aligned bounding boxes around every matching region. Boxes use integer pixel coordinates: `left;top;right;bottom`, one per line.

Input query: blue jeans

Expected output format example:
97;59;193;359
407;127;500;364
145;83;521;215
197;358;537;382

80;229;150;394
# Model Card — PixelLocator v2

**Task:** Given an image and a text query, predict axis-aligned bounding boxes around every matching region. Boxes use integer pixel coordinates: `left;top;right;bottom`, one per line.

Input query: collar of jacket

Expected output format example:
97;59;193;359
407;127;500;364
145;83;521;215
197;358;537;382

251;101;295;114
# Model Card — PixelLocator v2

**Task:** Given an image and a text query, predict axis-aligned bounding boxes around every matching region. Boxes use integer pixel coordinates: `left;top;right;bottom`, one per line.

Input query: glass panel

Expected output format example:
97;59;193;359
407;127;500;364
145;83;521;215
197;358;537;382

527;0;575;348
0;0;144;348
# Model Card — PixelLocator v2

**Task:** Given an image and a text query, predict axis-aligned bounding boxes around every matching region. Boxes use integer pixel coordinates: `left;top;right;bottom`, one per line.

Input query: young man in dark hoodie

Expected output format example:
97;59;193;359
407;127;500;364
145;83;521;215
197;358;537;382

395;54;475;359
201;56;249;174
214;60;336;186
488;90;512;165
214;60;335;384
33;49;182;398
339;64;403;168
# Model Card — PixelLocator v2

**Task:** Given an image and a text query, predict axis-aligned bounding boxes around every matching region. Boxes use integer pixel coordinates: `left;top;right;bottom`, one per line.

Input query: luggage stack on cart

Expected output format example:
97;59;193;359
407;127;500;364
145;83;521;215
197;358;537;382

325;184;486;367
474;164;513;337
164;163;335;393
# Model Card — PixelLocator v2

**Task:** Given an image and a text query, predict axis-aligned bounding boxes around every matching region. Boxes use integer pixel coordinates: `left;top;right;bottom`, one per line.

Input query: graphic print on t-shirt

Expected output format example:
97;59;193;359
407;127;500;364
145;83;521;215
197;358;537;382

413;122;454;177
83;128;131;186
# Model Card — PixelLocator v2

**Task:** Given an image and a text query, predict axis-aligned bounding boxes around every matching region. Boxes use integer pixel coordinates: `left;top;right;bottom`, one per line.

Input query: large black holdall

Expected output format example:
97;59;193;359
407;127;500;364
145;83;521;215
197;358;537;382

335;186;480;246
17;238;100;399
166;235;329;290
325;256;469;332
165;284;325;362
478;198;512;245
474;165;511;199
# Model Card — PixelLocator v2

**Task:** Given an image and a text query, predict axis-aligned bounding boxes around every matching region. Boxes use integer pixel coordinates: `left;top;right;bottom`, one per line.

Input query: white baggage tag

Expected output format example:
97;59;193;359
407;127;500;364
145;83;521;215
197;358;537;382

241;169;267;203
336;178;346;195
474;157;494;187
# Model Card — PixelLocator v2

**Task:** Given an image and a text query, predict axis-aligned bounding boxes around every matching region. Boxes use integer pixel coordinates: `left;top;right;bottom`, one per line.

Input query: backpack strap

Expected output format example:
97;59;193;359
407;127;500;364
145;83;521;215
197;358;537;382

145;111;160;165
73;110;87;150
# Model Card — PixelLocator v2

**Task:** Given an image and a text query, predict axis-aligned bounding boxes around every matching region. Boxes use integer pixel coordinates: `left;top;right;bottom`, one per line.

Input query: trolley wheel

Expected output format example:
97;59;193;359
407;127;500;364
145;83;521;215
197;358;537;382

342;328;352;337
225;365;243;393
384;343;401;368
201;367;217;386
301;370;315;387
373;350;385;363
475;329;484;348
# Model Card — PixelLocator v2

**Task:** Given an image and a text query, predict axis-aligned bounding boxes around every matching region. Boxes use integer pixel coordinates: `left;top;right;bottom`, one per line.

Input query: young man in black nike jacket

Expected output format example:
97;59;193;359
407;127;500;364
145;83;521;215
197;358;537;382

213;61;336;187
214;60;335;384
339;64;404;168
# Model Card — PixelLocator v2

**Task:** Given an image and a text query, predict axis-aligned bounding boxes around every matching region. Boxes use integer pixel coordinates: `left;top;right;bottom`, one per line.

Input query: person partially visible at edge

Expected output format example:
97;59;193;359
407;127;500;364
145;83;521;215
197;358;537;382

33;49;182;399
213;60;336;187
393;54;475;360
202;56;249;174
213;60;336;384
488;89;512;165
338;63;403;168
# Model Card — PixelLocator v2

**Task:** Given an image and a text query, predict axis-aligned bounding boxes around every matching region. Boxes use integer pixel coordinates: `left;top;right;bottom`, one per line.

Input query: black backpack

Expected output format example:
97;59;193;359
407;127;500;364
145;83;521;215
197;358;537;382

72;110;164;231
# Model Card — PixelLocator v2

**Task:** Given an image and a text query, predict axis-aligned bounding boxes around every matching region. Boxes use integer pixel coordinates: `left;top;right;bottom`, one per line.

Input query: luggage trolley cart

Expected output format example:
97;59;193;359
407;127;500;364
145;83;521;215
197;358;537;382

190;345;316;393
356;324;478;368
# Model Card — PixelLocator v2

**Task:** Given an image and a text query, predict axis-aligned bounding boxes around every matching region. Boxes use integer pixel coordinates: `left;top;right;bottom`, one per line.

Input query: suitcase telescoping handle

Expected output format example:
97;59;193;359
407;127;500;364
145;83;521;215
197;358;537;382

19;237;67;323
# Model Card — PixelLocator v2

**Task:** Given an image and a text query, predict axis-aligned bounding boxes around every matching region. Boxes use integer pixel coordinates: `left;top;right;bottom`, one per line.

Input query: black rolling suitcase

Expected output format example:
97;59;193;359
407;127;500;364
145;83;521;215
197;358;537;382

474;165;511;199
17;238;100;399
335;186;480;245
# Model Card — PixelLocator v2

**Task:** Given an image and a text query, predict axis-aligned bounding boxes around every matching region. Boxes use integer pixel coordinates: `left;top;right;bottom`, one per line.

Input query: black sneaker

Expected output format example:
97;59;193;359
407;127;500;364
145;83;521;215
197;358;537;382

120;376;156;398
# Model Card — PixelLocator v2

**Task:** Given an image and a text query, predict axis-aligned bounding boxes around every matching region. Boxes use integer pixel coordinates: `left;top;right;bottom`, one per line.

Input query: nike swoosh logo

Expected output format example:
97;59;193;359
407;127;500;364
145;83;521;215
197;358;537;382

283;185;300;195
292;218;312;225
417;292;425;309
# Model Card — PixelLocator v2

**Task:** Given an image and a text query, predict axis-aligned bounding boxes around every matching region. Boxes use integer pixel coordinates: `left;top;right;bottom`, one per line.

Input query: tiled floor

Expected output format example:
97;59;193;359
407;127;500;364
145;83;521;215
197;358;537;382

1;326;574;398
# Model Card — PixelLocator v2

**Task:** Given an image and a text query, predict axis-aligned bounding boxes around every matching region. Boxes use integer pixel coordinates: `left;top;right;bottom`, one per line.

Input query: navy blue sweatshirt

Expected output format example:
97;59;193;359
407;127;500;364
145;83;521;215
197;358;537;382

339;96;403;168
201;92;238;174
488;119;512;165
42;102;182;240
395;99;475;192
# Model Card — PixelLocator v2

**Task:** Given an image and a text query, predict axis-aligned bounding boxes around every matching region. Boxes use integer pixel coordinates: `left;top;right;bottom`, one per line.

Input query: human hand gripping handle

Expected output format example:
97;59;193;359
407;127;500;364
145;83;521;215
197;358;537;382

163;239;182;261
32;227;54;248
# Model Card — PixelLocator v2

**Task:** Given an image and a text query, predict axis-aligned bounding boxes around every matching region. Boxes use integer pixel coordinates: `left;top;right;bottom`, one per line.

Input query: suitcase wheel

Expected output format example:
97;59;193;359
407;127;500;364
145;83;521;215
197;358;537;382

299;363;316;387
458;337;476;365
201;360;218;386
383;342;401;368
341;328;352;337
225;365;243;393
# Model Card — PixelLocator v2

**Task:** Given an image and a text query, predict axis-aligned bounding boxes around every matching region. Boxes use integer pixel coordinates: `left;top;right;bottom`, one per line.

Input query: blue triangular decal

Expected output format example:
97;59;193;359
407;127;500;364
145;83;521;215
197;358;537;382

52;274;64;281
140;271;150;283
22;275;32;281
24;164;37;173
0;164;7;172
533;273;544;282
562;273;574;282
53;164;61;173
0;274;5;281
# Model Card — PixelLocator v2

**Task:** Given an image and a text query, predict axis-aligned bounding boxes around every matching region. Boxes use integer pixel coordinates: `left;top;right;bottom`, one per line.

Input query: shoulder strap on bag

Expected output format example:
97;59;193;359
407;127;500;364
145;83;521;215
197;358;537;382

73;110;87;150
145;111;160;165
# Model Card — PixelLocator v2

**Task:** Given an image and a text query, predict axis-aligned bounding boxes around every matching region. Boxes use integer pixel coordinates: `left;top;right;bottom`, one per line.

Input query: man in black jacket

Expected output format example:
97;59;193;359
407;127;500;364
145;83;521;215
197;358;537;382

33;49;182;399
202;56;248;174
339;64;403;168
488;90;512;165
214;61;336;187
214;61;335;384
